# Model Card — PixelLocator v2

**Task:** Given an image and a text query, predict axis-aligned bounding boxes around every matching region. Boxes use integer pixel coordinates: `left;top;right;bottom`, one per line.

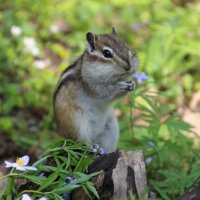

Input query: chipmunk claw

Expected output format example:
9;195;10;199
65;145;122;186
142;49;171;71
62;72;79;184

118;80;135;92
126;80;135;91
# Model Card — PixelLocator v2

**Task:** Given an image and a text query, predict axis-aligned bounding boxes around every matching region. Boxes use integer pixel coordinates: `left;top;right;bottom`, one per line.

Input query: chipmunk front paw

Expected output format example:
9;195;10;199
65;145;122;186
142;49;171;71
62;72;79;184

118;80;135;92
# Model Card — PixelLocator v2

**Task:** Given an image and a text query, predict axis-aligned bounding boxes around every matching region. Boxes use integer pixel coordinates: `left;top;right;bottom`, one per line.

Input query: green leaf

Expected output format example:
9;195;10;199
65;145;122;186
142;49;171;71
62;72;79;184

53;183;80;193
52;193;64;200
20;174;46;185
74;172;100;184
5;176;14;200
38;164;63;191
32;156;50;167
152;183;171;200
82;185;93;200
84;181;99;199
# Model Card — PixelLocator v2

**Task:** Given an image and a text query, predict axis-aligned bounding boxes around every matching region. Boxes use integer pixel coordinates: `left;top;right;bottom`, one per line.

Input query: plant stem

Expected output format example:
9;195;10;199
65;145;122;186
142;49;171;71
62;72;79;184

129;94;135;135
0;173;18;181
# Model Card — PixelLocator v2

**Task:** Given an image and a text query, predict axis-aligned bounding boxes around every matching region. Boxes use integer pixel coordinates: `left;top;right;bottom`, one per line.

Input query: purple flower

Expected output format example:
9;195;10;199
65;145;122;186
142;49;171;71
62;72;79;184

145;157;153;164
66;176;76;182
63;192;71;200
133;72;148;84
90;144;106;155
147;141;154;147
90;144;100;153
90;147;98;153
39;172;46;177
99;148;106;155
132;23;141;31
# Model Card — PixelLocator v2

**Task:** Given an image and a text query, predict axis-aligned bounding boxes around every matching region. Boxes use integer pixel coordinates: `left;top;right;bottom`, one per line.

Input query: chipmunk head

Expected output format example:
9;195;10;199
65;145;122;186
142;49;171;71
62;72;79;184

82;27;139;84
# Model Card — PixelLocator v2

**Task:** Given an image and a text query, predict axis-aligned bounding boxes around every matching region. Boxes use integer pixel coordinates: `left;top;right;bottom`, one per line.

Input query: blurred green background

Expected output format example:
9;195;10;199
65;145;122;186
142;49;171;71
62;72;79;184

1;0;200;199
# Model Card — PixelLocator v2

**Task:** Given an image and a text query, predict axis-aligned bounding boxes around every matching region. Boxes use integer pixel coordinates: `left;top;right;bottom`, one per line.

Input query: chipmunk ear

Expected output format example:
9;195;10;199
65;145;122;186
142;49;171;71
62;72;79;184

86;32;96;52
111;27;117;36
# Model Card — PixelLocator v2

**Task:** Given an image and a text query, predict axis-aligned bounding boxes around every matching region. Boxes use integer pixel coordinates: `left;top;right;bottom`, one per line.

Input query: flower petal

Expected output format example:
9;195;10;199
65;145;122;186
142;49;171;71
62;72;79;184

4;161;13;168
66;176;73;181
21;155;30;166
38;197;47;200
16;166;26;171
90;148;98;153
66;176;76;182
145;157;153;164
63;192;71;200
23;166;37;171
22;194;32;200
141;72;148;80
4;161;18;168
10;25;22;37
137;77;143;84
99;148;106;155
133;73;139;79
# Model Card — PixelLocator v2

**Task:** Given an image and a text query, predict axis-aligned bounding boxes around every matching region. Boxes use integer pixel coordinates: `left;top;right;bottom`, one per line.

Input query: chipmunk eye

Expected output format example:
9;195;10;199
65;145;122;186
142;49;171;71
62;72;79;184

102;49;113;58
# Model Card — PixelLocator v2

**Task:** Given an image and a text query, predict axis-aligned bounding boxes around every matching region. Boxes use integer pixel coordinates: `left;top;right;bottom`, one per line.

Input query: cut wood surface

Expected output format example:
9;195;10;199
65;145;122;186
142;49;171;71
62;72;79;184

72;150;148;200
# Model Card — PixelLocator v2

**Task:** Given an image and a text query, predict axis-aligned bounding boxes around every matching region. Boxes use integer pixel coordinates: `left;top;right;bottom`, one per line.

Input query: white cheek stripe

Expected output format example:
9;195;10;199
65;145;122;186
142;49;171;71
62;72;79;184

90;50;104;58
103;46;113;54
128;51;132;58
60;69;75;82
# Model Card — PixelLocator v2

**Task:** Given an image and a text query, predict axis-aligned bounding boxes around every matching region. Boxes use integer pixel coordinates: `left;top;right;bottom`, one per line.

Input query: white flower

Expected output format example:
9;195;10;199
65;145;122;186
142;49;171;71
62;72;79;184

31;47;40;56
23;37;36;47
50;25;59;33
21;194;47;200
4;155;37;171
39;197;47;200
22;194;32;200
34;59;50;69
23;37;40;56
11;25;22;36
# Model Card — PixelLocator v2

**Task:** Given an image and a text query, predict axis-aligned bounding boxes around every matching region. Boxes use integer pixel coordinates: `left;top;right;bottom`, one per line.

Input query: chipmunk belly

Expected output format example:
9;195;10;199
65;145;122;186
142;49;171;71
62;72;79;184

75;94;119;152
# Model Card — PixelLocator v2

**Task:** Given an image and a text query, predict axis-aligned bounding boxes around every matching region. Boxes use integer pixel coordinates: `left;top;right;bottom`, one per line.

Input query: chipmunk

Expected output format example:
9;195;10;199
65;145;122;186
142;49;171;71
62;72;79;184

53;28;139;153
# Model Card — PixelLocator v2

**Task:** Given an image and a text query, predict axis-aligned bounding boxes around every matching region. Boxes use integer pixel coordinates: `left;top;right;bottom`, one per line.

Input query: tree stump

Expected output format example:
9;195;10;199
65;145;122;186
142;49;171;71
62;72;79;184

176;181;200;200
72;150;148;200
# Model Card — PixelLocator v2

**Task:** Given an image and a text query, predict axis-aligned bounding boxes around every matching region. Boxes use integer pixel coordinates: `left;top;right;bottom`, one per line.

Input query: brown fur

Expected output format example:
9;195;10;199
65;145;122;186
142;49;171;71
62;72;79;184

54;82;82;139
96;34;130;61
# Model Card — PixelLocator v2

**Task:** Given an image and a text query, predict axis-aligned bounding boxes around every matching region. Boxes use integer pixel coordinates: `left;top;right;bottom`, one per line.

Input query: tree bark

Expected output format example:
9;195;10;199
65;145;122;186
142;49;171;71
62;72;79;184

72;150;148;200
176;181;200;200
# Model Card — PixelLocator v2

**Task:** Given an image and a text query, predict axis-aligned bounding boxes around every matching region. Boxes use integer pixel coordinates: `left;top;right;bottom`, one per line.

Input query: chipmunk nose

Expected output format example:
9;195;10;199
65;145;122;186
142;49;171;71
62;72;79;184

124;62;131;71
